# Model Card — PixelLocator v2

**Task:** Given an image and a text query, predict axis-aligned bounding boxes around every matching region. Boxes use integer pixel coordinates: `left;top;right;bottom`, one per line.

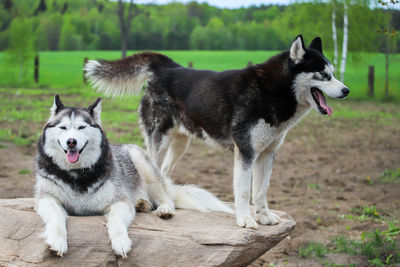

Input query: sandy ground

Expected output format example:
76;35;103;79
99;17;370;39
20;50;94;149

0;100;399;266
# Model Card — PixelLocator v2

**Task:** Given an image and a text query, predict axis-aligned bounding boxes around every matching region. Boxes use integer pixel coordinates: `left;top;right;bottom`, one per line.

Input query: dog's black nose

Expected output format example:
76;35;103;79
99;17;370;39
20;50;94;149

67;138;77;148
341;87;350;97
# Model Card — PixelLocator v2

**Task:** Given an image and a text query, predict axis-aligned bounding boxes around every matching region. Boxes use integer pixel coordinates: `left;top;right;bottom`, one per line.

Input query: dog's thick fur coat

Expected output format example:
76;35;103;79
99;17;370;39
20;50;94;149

85;35;349;229
34;96;232;257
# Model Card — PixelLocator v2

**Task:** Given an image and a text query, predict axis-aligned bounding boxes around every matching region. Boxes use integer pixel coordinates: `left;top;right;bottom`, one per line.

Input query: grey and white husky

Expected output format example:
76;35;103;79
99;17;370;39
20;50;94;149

85;35;349;229
34;95;232;257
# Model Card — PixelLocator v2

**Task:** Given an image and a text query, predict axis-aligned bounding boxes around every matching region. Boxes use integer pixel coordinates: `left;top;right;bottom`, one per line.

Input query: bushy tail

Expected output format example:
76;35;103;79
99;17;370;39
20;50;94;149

164;178;234;214
84;52;180;97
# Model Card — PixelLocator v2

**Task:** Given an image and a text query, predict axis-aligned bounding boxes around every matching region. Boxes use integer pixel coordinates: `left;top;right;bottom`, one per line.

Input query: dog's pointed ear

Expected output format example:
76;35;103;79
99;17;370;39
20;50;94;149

88;97;102;125
290;35;306;63
50;95;65;117
309;37;322;53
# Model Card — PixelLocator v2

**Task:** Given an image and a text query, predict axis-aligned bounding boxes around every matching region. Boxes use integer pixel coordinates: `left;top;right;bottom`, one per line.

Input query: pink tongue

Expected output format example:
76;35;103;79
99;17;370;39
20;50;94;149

316;91;333;116
67;150;79;163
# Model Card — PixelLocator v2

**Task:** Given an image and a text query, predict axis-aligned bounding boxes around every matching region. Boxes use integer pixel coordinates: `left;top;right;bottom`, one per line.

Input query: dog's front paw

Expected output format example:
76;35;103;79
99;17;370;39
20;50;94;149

155;203;175;219
44;232;68;257
110;232;132;258
236;214;258;229
256;209;281;225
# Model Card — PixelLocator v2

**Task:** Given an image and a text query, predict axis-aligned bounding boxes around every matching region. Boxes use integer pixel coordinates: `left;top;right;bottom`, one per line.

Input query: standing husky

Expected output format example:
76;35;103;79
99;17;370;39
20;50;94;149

35;95;232;257
85;35;349;229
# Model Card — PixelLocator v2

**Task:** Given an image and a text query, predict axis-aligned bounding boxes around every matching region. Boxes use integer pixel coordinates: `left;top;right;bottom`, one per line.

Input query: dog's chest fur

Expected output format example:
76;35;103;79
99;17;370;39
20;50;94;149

35;175;116;215
35;144;141;216
250;103;311;152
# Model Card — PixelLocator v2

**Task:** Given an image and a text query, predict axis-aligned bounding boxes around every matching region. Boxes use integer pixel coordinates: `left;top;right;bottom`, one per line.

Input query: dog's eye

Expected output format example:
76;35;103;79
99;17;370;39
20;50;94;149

59;126;67;130
320;72;331;80
78;126;86;130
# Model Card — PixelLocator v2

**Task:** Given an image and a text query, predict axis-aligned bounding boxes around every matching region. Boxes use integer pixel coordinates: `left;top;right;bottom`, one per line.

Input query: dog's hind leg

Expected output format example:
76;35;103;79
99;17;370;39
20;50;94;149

233;145;258;229
142;131;168;167
161;133;191;177
36;196;68;256
105;201;135;258
252;135;285;225
127;145;175;219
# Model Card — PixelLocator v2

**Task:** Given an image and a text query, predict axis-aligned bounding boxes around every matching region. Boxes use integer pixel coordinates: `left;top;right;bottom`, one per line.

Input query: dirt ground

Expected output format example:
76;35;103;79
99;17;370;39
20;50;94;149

0;100;399;266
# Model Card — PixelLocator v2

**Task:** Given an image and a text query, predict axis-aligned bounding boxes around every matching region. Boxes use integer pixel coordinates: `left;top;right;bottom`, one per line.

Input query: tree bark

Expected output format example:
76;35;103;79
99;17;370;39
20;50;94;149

331;0;338;68
118;0;134;59
340;0;348;82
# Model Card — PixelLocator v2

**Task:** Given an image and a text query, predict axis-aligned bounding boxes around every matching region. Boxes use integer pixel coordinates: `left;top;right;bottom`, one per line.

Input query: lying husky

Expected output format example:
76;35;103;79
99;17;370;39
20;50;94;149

85;35;349;229
34;95;232;257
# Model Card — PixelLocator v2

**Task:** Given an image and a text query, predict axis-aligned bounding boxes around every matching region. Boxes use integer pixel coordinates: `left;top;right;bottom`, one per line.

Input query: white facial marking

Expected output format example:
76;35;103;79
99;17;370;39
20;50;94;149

44;112;103;170
293;63;348;115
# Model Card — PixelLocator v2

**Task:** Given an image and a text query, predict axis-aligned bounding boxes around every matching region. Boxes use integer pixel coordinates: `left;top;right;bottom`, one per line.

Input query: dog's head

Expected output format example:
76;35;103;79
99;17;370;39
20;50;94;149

41;95;105;170
289;35;349;116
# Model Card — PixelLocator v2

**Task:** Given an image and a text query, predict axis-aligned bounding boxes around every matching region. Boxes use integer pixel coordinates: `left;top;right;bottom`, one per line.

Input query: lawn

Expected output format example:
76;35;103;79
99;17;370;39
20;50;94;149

0;50;399;100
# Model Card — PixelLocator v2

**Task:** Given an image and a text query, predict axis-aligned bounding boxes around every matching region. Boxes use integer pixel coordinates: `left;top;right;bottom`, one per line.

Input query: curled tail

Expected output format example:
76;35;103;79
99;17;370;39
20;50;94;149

164;178;234;214
84;52;180;97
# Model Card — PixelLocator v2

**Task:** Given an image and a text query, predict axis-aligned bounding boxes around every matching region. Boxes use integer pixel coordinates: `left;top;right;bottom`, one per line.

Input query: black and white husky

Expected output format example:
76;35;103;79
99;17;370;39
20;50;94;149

35;95;232;257
85;35;349;229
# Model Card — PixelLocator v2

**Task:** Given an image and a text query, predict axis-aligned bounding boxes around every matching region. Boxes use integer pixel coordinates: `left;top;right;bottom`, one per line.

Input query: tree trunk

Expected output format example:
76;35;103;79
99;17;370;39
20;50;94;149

340;0;348;82
331;0;338;68
117;0;134;59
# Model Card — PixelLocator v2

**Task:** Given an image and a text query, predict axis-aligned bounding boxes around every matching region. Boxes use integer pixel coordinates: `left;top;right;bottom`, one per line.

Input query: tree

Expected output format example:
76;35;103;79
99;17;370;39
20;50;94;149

339;0;348;81
59;18;81;50
4;17;35;82
331;0;339;67
43;14;63;50
117;0;134;58
377;0;399;99
34;0;47;16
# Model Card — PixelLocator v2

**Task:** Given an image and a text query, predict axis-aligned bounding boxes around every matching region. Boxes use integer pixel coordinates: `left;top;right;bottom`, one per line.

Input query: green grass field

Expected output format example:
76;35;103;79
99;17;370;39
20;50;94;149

0;50;399;100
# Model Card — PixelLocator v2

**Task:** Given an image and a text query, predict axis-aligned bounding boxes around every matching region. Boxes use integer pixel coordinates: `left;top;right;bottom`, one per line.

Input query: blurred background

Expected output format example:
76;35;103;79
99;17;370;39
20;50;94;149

0;0;399;266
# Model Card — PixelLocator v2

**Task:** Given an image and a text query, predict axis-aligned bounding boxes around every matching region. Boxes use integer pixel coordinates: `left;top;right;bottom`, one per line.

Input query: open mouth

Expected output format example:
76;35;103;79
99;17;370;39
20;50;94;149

311;87;333;116
59;141;88;163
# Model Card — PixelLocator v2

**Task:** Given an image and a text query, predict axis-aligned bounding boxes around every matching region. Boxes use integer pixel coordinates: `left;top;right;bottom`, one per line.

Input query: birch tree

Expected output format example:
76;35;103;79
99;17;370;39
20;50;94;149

331;0;339;68
339;0;348;81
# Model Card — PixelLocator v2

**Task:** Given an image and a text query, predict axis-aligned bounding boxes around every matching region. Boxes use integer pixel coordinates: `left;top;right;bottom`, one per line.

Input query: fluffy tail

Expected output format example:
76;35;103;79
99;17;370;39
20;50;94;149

84;52;180;97
164;177;234;214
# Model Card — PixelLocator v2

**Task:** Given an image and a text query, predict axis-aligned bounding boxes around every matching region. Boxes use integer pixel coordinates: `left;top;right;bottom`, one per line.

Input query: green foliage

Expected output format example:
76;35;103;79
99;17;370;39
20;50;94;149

308;183;321;189
299;242;328;258
3;17;35;83
59;17;82;50
300;225;400;266
0;0;398;51
18;169;31;175
361;206;382;220
380;168;400;183
332;225;400;266
346;205;382;220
